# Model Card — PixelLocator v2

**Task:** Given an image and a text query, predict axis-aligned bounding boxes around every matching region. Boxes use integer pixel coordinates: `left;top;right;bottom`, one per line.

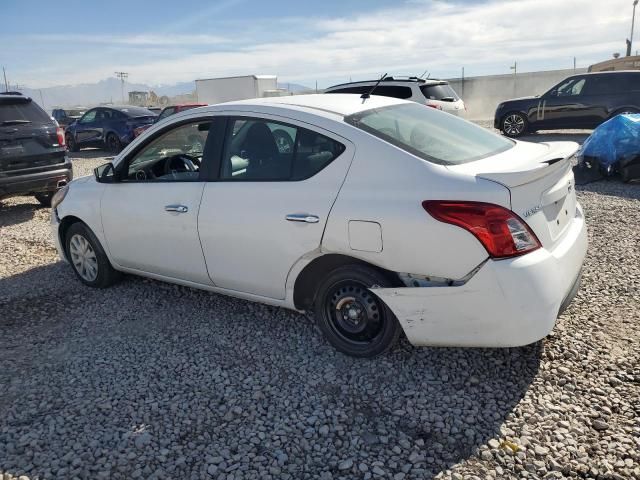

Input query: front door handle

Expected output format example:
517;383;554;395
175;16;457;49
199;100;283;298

285;213;319;223
165;204;188;213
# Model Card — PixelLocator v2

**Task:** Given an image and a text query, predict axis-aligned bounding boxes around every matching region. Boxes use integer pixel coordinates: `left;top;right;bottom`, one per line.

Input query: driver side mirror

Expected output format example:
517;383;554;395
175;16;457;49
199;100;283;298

547;89;558;98
94;162;117;183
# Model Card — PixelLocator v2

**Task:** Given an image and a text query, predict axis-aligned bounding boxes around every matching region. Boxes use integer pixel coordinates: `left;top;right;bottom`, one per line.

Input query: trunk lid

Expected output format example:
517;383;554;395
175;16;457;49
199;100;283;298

447;141;579;249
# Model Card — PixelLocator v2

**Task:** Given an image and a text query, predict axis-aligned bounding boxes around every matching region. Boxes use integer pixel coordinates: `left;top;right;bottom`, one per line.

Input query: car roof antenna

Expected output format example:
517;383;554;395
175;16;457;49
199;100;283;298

418;69;428;79
361;73;388;102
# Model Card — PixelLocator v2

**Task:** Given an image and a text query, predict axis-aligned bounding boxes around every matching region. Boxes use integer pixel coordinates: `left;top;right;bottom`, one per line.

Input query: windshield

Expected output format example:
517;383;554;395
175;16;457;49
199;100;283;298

0;99;51;123
345;103;513;165
420;83;460;101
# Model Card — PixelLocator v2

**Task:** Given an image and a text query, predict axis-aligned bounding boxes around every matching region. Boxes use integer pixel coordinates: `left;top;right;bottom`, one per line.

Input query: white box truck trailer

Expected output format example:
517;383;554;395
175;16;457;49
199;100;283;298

195;75;279;104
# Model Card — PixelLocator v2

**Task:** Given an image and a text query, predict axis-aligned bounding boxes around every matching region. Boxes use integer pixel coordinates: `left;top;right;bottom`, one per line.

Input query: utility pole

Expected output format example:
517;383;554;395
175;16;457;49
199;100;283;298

510;61;517;97
461;66;465;99
573;57;577;71
39;90;45;110
628;0;639;56
2;67;8;92
114;71;128;104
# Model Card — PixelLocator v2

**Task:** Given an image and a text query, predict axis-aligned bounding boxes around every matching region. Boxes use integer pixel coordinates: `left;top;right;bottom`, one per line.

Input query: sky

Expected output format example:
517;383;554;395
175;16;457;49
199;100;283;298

1;0;637;89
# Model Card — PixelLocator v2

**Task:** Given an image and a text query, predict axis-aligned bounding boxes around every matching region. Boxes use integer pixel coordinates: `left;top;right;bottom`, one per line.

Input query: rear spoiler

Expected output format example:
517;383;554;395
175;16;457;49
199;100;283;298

477;142;578;188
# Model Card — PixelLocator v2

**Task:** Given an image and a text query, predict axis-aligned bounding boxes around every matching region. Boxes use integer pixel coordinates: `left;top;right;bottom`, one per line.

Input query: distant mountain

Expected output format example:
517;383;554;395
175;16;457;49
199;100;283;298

18;77;311;111
20;78;196;110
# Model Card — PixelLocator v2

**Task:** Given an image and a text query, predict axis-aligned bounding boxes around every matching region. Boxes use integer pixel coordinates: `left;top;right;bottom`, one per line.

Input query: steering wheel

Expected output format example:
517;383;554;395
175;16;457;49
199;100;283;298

163;154;199;175
272;129;294;154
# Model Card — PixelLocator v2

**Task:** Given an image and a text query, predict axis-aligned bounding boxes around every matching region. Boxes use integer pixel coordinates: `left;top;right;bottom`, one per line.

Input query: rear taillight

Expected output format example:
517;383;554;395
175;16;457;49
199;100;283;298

426;103;442;110
422;201;541;259
56;127;66;147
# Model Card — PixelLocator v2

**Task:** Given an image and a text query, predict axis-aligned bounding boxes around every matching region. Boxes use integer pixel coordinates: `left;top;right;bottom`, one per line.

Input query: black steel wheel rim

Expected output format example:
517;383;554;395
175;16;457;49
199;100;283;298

324;280;385;345
107;136;117;151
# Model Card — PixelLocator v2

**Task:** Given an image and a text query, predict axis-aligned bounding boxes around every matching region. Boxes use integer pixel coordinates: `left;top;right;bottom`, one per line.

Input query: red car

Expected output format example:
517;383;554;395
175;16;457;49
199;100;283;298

133;103;207;137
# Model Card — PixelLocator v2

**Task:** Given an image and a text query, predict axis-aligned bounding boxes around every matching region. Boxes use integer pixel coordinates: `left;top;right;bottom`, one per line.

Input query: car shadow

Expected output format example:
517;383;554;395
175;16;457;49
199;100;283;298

520;130;591;144
69;148;112;160
0;198;41;227
0;262;542;478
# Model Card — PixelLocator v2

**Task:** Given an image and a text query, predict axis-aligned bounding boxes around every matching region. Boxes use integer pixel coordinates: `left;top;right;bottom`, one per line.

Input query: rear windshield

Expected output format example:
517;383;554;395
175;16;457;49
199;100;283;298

420;83;459;101
0;99;51;123
345;103;513;165
65;109;85;117
115;106;158;117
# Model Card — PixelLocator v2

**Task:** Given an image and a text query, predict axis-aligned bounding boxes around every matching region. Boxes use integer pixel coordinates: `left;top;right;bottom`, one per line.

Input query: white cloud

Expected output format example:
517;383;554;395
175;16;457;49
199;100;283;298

7;0;634;88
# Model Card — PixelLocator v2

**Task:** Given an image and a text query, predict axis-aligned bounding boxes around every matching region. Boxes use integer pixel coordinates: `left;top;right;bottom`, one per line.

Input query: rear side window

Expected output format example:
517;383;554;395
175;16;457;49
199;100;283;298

327;85;412;99
0;99;51;124
346;103;513;165
420;84;460;101
221;118;345;181
585;74;640;94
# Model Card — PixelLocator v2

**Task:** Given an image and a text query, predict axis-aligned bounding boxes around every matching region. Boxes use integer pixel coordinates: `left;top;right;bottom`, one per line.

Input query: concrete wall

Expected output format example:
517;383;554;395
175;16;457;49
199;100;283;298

447;68;588;120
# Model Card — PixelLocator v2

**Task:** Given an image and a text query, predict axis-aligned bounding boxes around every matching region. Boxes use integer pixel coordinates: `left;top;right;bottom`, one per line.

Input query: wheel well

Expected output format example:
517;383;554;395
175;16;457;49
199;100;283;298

293;254;402;310
58;215;83;258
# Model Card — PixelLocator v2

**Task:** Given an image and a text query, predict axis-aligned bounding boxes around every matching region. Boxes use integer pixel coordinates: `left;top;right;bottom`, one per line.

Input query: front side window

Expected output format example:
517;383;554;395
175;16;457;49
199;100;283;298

122;120;211;182
554;78;586;97
79;110;97;124
346;103;513;165
221;118;345;180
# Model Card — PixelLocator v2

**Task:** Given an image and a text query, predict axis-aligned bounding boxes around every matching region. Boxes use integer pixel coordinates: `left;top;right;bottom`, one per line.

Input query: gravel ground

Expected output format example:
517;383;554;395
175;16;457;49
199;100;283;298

1;143;638;480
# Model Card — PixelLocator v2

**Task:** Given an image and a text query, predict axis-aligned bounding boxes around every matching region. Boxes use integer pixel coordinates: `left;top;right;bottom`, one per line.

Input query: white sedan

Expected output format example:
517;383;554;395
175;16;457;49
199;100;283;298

50;94;587;357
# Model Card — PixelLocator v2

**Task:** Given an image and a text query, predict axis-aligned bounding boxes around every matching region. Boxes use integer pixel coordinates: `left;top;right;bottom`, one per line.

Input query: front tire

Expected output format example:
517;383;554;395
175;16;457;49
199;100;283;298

313;265;401;358
65;222;121;288
501;112;528;138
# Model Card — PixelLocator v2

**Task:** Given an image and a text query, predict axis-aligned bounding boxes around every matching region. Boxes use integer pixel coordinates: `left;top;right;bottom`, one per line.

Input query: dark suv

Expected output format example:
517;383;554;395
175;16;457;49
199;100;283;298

495;71;640;137
0;92;72;206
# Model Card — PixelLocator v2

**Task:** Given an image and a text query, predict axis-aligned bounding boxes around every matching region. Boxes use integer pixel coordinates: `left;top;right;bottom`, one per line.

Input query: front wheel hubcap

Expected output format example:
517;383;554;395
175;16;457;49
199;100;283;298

503;114;525;135
69;234;98;282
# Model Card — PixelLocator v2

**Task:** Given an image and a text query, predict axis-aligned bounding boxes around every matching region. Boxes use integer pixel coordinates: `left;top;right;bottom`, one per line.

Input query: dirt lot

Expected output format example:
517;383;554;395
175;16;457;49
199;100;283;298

1;136;639;480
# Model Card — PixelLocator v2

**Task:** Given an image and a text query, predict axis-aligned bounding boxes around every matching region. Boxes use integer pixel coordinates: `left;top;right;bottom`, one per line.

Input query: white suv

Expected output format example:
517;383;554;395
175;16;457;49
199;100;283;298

325;76;465;115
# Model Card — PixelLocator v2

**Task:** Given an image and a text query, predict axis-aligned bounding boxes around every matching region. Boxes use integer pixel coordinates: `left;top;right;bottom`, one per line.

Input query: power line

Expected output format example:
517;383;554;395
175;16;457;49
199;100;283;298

114;71;129;104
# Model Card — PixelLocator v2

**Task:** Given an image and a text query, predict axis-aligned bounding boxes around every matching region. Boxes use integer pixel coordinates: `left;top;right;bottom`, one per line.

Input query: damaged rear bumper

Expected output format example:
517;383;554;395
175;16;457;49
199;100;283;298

373;205;588;348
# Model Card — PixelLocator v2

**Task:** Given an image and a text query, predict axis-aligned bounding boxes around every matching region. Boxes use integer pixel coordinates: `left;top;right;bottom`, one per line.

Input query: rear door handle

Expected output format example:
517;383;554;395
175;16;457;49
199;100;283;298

285;213;319;223
165;204;188;213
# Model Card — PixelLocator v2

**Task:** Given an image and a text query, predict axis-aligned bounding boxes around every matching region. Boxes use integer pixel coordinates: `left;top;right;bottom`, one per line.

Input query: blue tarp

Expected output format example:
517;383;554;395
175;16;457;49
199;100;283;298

579;114;640;169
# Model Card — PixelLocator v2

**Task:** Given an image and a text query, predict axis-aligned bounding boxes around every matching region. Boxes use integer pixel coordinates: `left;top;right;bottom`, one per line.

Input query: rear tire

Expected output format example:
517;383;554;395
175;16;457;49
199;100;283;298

65;222;121;288
34;192;54;207
66;134;79;152
501;112;528;138
105;133;122;153
313;265;401;358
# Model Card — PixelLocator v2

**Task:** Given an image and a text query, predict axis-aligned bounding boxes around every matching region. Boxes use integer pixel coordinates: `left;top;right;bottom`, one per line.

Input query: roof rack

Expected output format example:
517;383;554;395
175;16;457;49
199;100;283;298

1;91;24;96
327;76;450;90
